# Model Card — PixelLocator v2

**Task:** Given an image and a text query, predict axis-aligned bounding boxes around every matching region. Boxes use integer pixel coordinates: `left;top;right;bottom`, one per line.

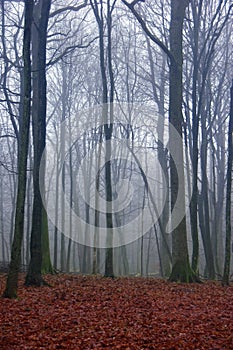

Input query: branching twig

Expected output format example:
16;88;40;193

121;0;175;64
49;1;88;18
46;36;99;66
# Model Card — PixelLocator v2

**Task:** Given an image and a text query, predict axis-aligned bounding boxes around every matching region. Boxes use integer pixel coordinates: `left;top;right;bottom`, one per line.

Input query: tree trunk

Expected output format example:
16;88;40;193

146;38;171;276
90;0;115;278
41;207;54;274
25;0;52;286
168;0;199;283
3;0;33;298
200;121;215;279
189;0;202;273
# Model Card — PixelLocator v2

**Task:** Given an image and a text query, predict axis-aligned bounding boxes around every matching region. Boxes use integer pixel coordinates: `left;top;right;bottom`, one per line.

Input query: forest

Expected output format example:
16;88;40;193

0;0;233;348
0;0;233;291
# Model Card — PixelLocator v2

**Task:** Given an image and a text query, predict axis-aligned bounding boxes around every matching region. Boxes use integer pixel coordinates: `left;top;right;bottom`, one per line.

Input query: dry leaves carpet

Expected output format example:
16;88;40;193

0;274;232;349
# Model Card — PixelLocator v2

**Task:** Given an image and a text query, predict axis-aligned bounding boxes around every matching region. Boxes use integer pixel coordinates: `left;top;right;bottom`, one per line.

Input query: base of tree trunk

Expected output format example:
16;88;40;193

221;278;230;287
41;265;56;275
25;273;49;287
104;273;115;278
2;287;18;299
169;260;201;283
2;269;18;299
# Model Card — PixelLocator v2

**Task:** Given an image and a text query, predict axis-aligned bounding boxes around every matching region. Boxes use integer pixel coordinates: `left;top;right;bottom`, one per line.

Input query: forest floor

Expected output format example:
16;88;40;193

0;274;232;349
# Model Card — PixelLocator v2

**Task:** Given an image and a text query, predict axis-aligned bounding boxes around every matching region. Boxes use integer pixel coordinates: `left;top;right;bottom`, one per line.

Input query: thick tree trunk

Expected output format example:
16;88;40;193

25;0;52;286
3;0;33;298
168;0;199;283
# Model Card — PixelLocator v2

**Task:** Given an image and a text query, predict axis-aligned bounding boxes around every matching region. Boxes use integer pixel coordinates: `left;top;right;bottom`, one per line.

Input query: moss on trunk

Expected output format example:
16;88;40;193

169;260;201;283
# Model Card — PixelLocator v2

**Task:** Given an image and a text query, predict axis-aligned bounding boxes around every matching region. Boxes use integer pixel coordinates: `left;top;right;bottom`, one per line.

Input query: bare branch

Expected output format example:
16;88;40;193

47;36;99;66
0;134;17;139
0;161;18;175
121;0;175;63
49;1;88;18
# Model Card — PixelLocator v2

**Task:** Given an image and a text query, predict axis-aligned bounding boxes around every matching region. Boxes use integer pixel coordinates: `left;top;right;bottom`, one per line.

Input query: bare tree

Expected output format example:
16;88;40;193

3;0;33;298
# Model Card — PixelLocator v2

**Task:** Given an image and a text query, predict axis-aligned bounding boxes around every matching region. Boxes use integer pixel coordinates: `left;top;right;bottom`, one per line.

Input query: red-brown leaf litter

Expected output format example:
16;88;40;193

0;274;232;349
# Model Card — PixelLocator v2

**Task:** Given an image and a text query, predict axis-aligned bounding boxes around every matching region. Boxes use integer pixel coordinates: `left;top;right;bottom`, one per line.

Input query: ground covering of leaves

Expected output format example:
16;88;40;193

0;274;232;349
